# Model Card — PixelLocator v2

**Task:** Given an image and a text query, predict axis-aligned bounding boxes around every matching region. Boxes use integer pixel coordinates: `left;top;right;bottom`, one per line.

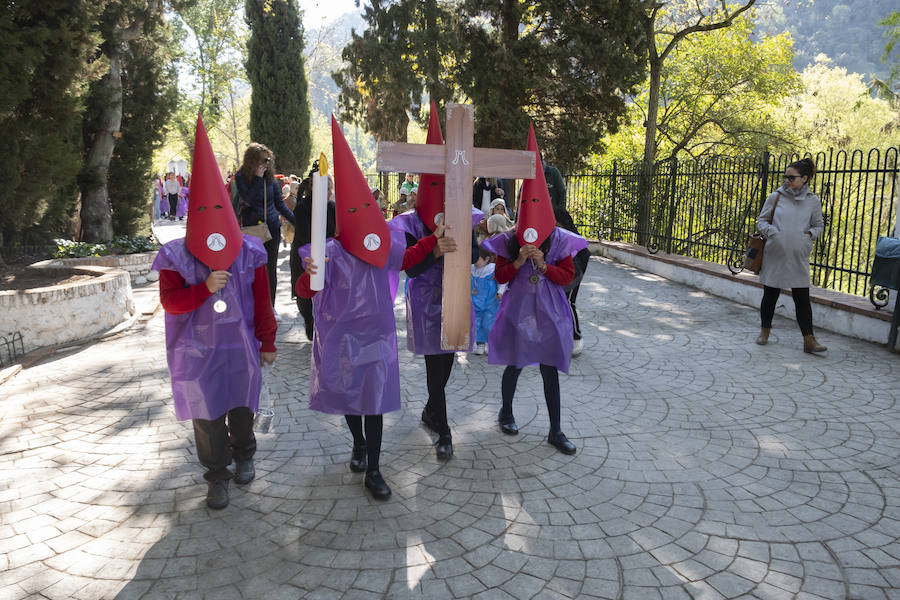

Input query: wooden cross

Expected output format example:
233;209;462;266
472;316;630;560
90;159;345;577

377;103;536;350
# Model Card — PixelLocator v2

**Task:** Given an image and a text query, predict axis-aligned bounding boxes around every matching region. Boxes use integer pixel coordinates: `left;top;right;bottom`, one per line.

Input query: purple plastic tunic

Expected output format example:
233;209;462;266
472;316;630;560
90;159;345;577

176;188;189;219
152;236;268;421
298;229;407;415
481;228;588;373
388;208;484;355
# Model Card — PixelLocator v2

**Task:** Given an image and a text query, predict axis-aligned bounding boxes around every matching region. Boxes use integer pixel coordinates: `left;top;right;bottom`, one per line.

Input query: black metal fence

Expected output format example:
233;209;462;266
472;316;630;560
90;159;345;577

567;148;900;298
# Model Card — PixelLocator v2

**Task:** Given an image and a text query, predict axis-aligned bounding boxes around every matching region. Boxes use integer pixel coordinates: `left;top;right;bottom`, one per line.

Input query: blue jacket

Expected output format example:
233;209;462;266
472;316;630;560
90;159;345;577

234;171;296;235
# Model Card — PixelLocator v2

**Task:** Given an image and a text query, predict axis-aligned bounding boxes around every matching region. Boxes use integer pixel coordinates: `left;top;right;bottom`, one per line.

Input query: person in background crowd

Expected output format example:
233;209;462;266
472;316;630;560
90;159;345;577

400;172;417;197
152;174;162;221
470;249;506;356
164;172;180;221
754;157;826;354
291;160;336;341
542;154;566;210
281;179;299;249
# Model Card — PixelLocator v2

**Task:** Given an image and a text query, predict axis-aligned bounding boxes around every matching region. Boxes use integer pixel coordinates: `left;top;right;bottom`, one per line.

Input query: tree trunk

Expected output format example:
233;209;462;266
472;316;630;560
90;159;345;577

79;51;123;242
638;17;662;246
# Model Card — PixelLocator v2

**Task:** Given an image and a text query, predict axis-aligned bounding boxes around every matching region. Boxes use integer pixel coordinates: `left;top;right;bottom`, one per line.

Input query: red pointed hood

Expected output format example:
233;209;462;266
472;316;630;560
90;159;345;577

415;101;445;230
331;116;390;268
516;123;555;248
185;113;242;270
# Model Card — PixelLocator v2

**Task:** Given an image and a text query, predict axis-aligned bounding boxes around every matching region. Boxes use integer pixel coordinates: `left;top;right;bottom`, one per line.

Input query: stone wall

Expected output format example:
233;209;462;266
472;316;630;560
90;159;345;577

0;260;137;355
57;251;159;285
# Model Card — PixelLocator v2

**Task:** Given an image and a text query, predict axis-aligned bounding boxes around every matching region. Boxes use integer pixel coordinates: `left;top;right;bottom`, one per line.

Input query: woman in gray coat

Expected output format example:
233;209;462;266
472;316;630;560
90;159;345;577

755;157;827;353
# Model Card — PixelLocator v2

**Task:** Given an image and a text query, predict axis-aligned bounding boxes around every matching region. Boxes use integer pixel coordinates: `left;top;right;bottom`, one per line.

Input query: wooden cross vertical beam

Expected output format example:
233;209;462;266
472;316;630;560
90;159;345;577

377;103;536;350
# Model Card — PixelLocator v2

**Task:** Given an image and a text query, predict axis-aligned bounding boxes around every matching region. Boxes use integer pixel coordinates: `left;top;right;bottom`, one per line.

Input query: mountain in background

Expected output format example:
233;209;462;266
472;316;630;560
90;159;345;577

758;0;894;80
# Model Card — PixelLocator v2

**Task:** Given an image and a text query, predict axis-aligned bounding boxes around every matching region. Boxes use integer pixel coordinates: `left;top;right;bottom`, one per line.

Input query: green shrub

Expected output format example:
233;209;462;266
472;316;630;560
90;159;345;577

53;236;158;258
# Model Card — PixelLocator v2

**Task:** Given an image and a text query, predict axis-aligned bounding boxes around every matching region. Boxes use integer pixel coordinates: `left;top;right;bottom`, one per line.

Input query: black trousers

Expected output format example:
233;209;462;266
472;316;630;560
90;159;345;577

501;364;562;434
760;286;814;336
423;353;454;435
263;231;281;305
192;407;256;481
566;284;582;340
344;415;384;473
167;193;178;215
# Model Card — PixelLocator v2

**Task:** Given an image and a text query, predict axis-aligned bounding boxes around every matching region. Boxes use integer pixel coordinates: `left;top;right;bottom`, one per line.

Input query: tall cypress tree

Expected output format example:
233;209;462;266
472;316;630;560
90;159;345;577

245;0;311;175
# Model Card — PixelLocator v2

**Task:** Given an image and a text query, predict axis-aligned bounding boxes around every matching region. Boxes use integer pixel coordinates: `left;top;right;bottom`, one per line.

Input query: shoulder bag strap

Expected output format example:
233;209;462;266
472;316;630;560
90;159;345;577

767;191;782;224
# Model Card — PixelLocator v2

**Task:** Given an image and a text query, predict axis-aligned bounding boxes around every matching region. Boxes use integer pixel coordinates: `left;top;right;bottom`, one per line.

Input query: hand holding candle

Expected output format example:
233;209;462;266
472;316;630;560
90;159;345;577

310;153;329;291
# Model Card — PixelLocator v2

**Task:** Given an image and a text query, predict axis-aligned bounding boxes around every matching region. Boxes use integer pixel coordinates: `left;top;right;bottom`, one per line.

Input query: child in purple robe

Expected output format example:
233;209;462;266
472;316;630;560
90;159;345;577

154;115;277;510
481;124;588;455
386;104;483;461
295;118;442;500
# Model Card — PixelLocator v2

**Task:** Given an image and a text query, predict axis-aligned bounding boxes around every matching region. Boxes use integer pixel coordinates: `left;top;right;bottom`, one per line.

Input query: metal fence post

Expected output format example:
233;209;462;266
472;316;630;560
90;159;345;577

665;158;678;254
610;161;618;240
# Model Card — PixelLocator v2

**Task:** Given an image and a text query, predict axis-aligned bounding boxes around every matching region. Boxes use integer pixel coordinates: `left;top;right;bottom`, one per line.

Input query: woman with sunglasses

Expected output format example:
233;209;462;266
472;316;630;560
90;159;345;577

754;157;826;353
232;143;296;317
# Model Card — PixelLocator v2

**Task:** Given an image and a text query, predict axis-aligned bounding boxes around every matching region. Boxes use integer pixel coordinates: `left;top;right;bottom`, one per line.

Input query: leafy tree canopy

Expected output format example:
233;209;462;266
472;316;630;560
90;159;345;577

602;13;797;163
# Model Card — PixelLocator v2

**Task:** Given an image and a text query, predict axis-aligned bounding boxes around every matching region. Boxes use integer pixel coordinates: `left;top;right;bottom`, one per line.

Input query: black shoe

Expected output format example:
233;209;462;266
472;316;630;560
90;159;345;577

206;479;229;509
435;434;453;460
234;459;255;485
364;470;392;500
304;319;314;341
548;431;576;455
421;408;441;433
498;411;518;436
350;445;368;472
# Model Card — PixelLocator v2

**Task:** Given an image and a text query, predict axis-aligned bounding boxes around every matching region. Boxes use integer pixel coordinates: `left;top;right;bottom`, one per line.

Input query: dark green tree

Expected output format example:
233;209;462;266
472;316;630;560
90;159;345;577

245;0;312;175
0;1;97;249
78;0;194;243
332;0;420;143
107;33;180;235
334;0;648;172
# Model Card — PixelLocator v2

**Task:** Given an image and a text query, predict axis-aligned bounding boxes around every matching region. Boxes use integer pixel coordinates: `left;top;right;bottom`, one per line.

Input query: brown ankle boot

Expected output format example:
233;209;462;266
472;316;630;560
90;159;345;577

755;328;770;345
803;334;827;353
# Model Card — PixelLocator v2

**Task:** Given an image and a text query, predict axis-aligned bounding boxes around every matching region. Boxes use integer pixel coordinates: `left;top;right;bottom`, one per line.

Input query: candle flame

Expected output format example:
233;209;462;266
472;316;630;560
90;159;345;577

318;153;329;176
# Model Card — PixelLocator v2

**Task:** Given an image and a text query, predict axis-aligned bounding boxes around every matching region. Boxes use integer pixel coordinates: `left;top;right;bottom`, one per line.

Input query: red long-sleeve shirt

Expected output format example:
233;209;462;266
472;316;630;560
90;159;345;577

158;265;277;352
494;254;574;286
296;234;438;298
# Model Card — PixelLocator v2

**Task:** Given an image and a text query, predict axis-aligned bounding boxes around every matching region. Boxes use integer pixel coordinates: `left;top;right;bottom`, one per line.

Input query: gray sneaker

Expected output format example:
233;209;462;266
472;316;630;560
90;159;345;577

206;479;229;509
234;459;255;485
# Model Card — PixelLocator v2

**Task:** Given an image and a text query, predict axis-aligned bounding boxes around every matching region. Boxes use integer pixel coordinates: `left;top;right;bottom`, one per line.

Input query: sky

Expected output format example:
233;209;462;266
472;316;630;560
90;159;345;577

299;0;361;26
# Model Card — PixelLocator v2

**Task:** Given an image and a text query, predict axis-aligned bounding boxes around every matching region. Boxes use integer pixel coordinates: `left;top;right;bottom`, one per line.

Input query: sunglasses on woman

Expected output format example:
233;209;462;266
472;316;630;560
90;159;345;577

783;175;802;181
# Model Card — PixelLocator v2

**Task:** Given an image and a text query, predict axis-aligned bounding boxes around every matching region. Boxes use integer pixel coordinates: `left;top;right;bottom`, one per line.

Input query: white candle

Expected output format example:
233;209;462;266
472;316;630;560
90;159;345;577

310;158;328;291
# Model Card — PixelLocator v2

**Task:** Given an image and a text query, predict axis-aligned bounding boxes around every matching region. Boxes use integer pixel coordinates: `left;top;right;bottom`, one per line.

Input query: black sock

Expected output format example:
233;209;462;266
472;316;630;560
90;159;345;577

364;415;383;472
344;415;365;447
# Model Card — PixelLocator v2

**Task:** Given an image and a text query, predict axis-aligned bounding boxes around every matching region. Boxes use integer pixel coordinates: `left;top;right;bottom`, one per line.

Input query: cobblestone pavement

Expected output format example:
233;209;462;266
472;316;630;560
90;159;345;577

3;249;900;600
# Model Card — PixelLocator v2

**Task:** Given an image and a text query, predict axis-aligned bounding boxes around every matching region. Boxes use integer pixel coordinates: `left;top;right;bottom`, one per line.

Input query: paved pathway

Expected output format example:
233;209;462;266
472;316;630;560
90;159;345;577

2;248;900;600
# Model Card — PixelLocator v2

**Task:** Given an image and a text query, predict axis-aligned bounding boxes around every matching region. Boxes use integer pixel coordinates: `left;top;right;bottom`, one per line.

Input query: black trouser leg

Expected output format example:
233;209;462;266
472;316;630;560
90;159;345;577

192;407;256;481
791;287;814;336
344;415;383;472
297;297;314;327
167;193;178;215
539;364;561;434
501;365;522;416
760;285;780;329
567;285;582;340
364;415;383;473
345;415;366;447
263;232;281;305
424;353;454;435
